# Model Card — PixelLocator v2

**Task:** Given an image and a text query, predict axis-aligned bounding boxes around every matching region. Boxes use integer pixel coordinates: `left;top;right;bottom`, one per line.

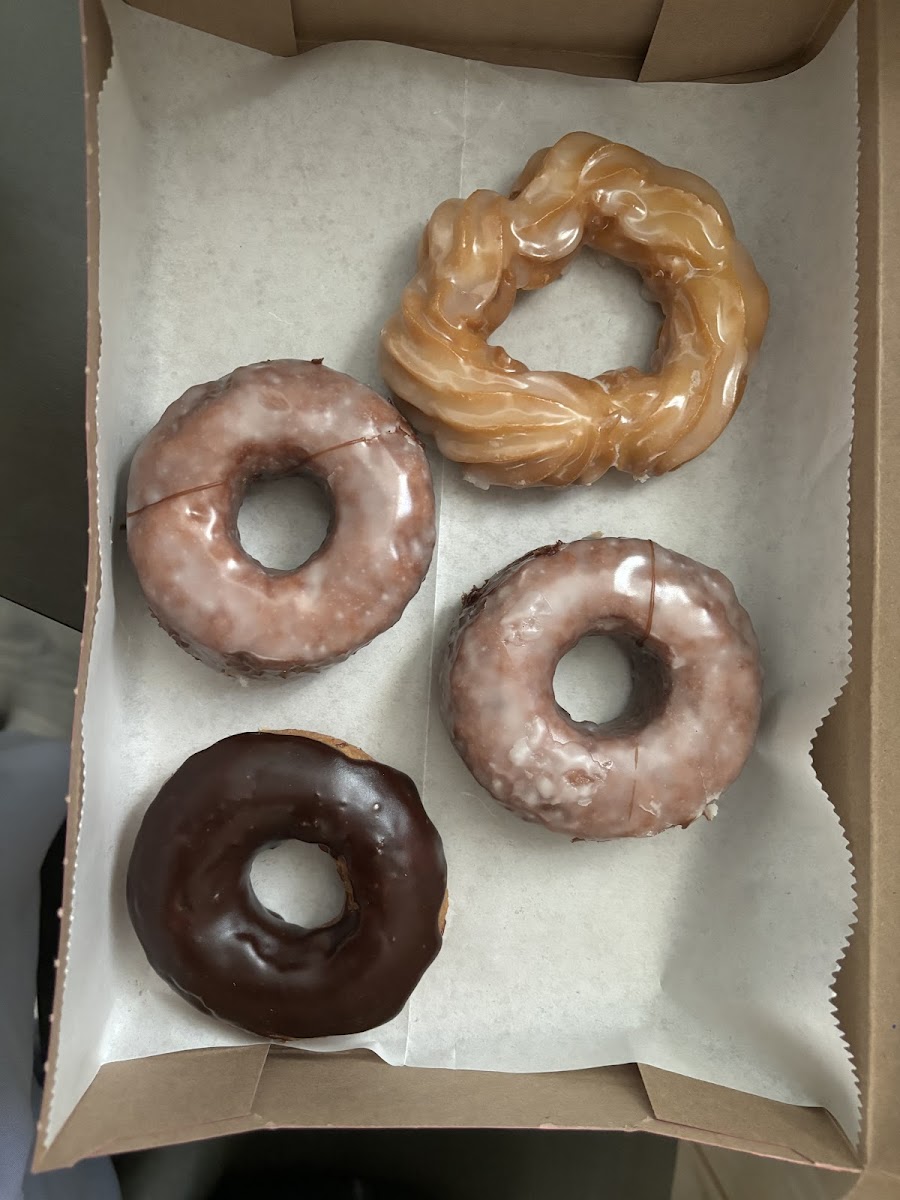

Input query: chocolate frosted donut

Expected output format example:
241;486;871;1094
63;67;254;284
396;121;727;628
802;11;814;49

442;538;761;839
127;360;435;677
126;732;447;1039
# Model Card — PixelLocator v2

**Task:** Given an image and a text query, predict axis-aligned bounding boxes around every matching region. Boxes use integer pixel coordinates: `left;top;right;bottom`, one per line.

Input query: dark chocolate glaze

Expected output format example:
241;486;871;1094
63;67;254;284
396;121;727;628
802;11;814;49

126;733;447;1039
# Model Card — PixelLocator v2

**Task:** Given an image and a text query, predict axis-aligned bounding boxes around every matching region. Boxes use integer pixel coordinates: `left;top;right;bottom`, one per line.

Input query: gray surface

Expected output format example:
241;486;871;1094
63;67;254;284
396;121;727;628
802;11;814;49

1;0;88;630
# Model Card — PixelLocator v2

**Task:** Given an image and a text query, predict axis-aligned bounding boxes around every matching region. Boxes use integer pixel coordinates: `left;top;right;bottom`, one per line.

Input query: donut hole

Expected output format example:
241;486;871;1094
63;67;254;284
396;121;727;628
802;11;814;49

250;839;347;928
553;627;671;733
553;633;632;726
237;473;332;572
491;252;662;379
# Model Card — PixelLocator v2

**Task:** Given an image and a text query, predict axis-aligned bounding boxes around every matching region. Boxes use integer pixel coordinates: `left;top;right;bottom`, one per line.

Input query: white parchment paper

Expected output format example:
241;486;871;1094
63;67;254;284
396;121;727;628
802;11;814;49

50;0;860;1142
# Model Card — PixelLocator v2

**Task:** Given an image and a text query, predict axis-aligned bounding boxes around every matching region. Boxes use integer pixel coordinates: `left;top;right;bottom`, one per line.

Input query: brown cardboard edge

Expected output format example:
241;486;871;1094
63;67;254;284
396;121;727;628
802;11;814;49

124;0;850;82
813;1;900;1194
847;0;900;1185
851;1175;900;1200
292;38;642;80
31;0;109;1174
123;0;298;55
124;0;645;80
638;1066;857;1171
639;0;853;82
36;1046;863;1174
815;0;873;1180
36;1037;864;1174
36;1051;645;1169
40;1045;270;1168
36;0;894;1182
122;0;641;75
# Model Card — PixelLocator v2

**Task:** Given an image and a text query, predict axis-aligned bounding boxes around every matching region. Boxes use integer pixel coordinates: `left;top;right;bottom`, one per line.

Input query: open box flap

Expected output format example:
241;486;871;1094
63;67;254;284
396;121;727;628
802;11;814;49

121;0;297;56
640;0;851;81
35;1046;856;1172
638;1065;856;1169
37;1046;270;1168
124;0;851;79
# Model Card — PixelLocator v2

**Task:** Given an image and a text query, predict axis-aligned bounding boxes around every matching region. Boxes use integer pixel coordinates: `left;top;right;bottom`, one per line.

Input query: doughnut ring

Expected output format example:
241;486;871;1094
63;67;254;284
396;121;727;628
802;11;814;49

441;538;762;839
127;360;436;677
126;731;448;1039
381;132;769;488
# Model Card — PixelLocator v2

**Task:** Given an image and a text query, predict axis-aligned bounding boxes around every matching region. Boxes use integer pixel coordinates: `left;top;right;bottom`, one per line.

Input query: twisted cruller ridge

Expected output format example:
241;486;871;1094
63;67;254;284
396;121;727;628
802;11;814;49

380;132;769;488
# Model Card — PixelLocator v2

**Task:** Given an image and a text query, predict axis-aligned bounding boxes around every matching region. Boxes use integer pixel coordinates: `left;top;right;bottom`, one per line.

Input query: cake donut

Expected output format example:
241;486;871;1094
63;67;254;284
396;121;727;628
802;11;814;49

126;360;435;677
126;731;448;1039
381;132;769;487
442;538;761;839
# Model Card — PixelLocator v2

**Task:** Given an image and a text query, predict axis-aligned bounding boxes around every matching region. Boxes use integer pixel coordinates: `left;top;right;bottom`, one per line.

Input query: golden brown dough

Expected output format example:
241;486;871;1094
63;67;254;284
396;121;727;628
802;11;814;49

381;132;769;487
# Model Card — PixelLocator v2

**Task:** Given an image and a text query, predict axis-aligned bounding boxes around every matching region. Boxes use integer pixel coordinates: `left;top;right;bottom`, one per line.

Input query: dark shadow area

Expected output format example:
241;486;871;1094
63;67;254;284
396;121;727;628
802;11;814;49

116;1126;677;1199
0;0;88;629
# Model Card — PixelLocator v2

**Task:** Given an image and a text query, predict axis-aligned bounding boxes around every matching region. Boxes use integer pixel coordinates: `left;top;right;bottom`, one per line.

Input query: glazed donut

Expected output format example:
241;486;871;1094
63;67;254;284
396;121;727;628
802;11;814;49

442;538;761;839
381;132;769;488
127;360;435;677
126;731;448;1039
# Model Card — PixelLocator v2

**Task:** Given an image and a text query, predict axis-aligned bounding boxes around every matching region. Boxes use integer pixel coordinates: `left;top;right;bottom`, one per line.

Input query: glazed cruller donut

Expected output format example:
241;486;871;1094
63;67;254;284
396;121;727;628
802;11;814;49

381;132;769;487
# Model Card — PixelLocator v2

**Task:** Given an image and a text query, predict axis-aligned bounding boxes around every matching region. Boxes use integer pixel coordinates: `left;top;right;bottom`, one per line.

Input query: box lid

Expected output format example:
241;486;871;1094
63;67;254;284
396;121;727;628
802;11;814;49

124;0;850;80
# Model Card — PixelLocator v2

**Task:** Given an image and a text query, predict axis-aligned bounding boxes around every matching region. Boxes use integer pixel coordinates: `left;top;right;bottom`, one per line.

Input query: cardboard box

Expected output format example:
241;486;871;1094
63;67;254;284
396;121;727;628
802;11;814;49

36;1;900;1195
672;1142;853;1199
